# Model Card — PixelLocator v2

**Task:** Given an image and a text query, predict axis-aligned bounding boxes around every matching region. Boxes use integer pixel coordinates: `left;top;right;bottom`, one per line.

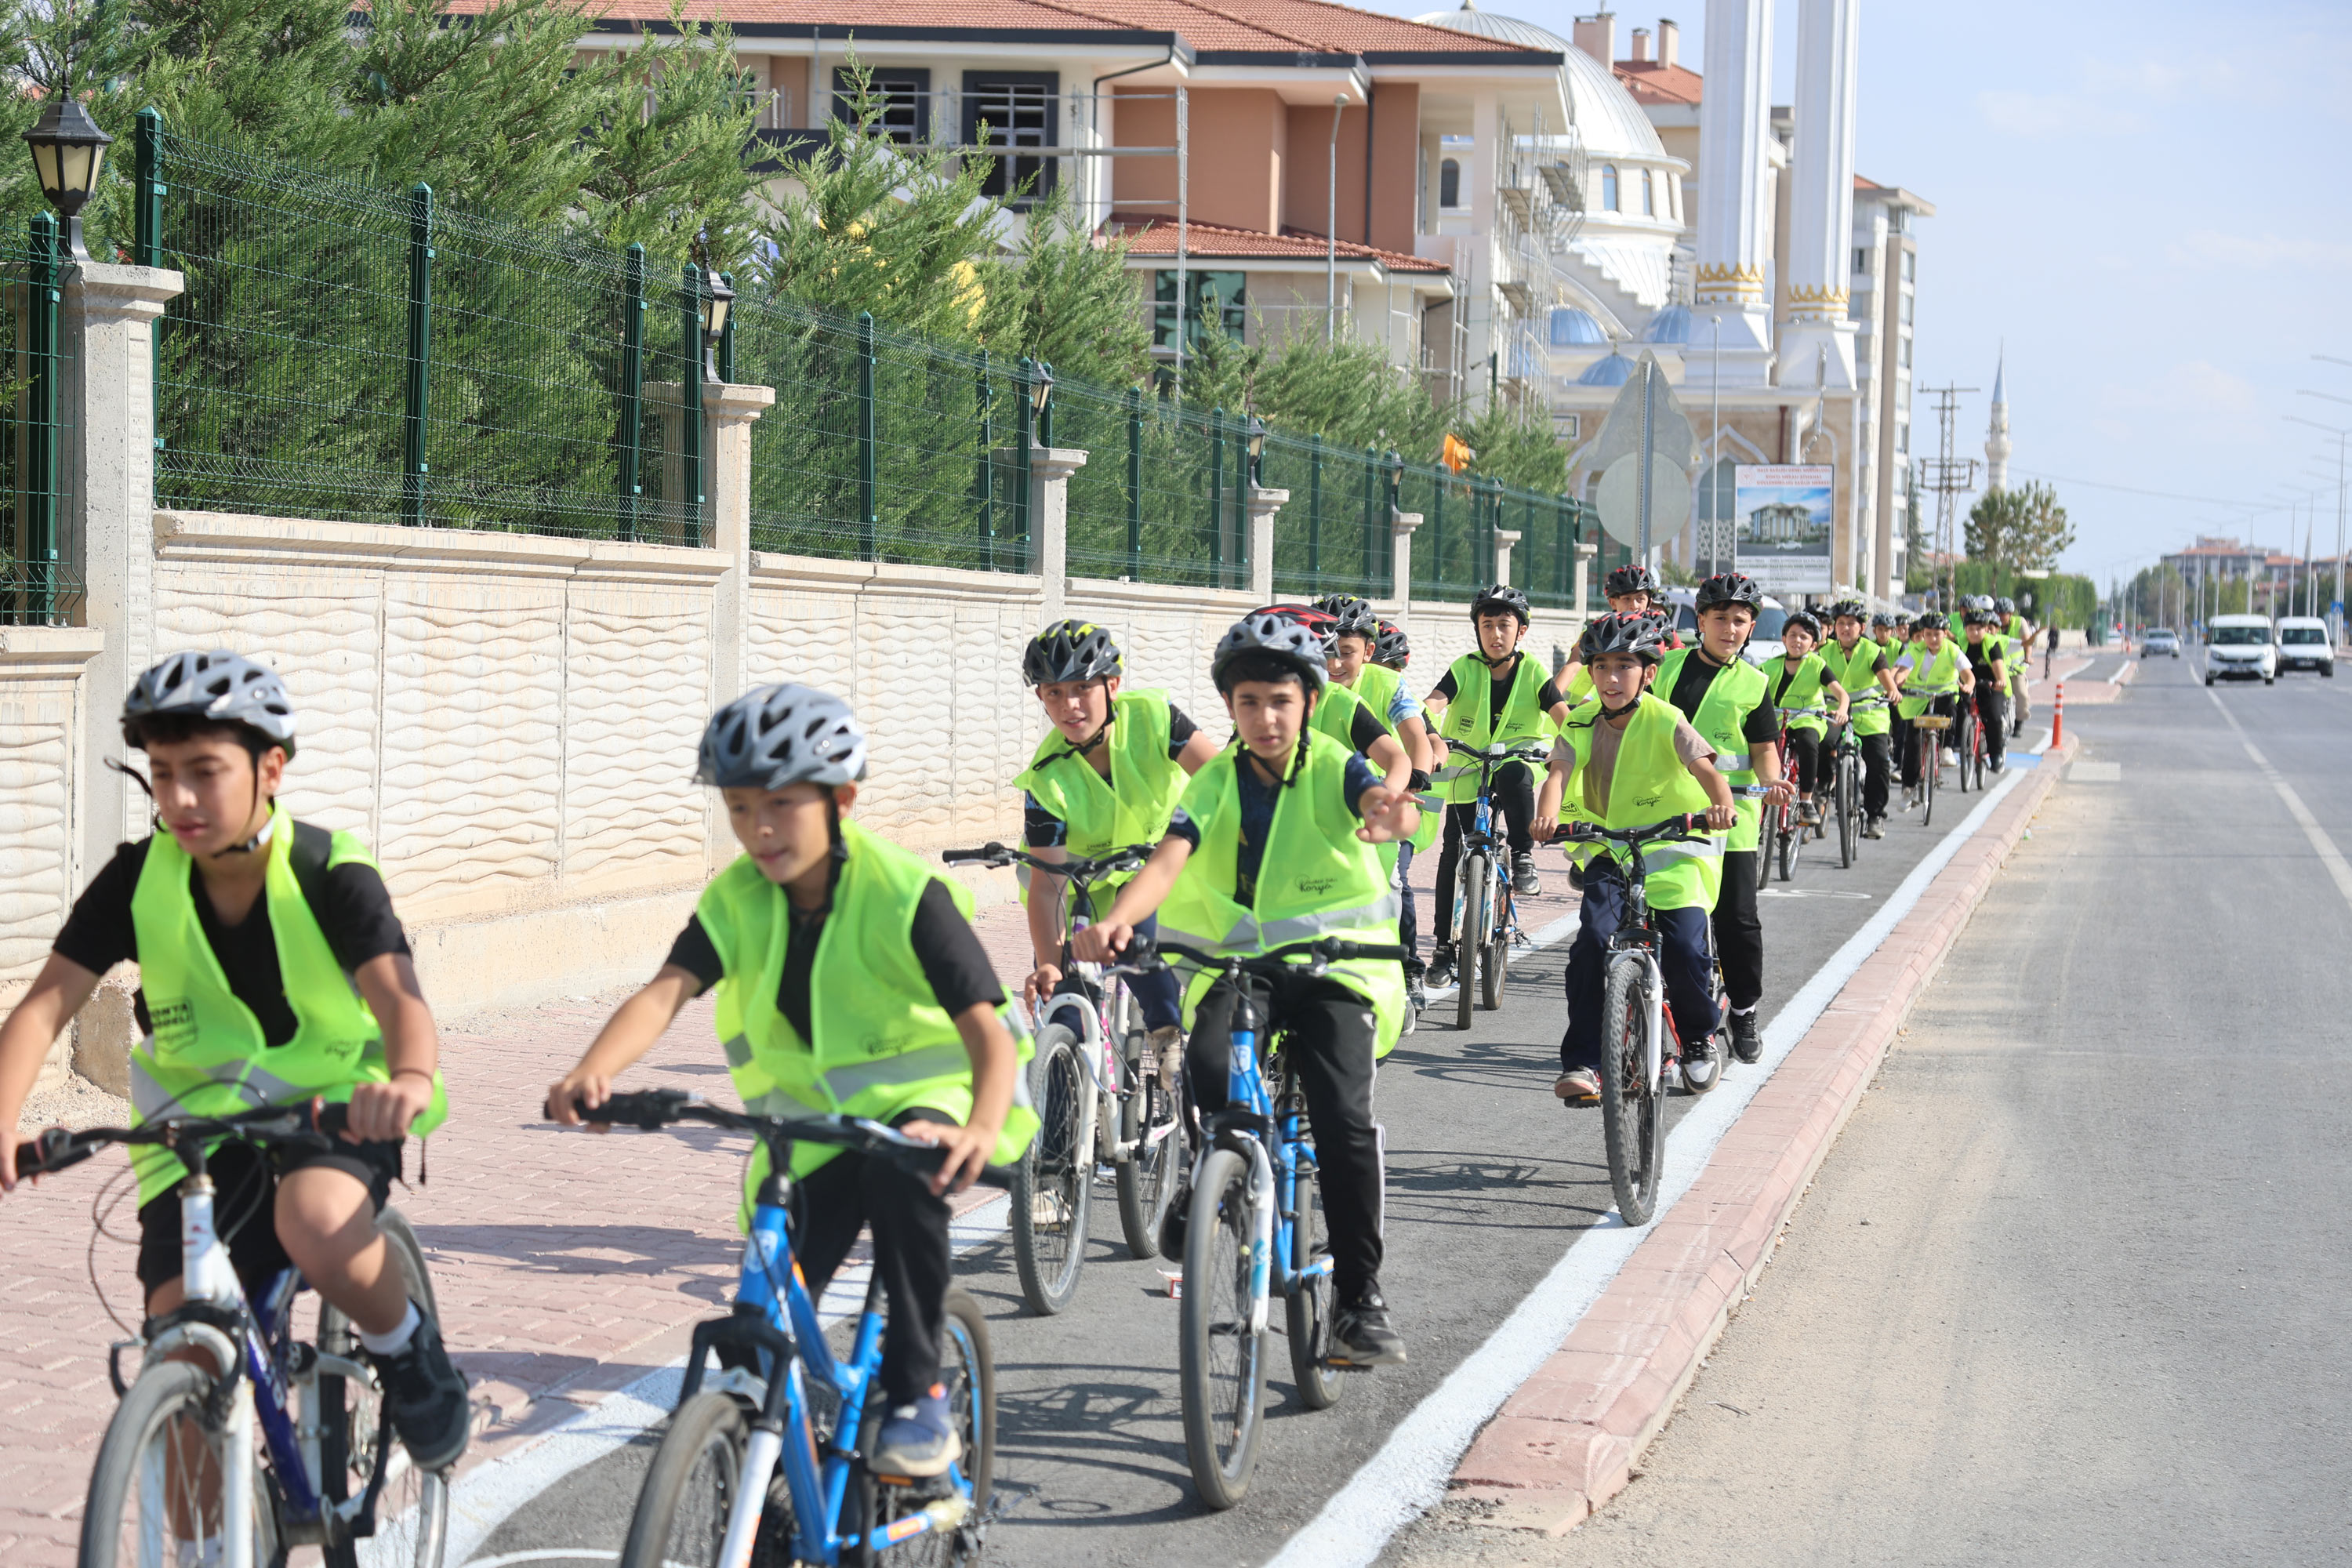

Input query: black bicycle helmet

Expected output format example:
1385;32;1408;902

1829;598;1869;622
697;684;866;790
1604;563;1662;599
1373;619;1411;668
1693;572;1765;612
1022;619;1123;688
1580;611;1669;666
1213;611;1328;693
1469;584;1531;625
1782;609;1822;641
122;649;299;757
1315;593;1383;641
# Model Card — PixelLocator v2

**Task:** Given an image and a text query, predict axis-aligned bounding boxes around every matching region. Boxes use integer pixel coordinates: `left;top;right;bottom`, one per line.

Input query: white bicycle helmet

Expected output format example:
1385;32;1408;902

122;649;298;757
697;684;867;790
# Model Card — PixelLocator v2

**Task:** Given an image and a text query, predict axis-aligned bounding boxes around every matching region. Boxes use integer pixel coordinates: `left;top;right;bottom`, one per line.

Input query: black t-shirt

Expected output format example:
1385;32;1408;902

666;876;1005;1044
1430;654;1564;718
1022;702;1200;848
1963;637;2006;680
1165;749;1379;906
1668;652;1781;744
53;836;412;1047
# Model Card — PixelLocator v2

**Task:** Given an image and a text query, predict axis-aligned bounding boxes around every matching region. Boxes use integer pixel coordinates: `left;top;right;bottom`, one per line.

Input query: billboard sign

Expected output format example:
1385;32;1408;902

1733;464;1835;594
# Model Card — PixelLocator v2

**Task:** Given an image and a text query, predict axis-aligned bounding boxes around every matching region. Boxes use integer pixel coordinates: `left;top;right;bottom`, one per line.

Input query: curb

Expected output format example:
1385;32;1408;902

1446;733;2082;1535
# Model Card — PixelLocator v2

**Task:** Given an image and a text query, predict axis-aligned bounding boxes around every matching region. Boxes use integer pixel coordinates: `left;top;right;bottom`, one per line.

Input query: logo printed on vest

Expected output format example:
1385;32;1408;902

1294;873;1341;896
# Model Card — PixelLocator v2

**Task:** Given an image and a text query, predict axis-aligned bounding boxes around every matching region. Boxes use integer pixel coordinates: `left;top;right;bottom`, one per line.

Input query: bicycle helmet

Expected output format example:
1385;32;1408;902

1022;619;1123;688
1603;563;1662;599
1829;598;1869;623
1693;572;1765;613
1469;584;1531;625
122;649;298;757
1253;602;1341;655
697;684;866;790
1994;596;2016;615
1909;612;1944;633
1781;610;1822;641
1315;593;1383;642
1373;619;1411;668
1579;611;1669;666
1212;610;1328;694
1871;612;1896;630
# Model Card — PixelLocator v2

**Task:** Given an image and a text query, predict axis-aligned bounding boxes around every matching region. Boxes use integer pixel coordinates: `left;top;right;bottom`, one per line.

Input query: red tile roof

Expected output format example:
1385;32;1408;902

1612;58;1701;107
1108;214;1452;272
452;0;1556;56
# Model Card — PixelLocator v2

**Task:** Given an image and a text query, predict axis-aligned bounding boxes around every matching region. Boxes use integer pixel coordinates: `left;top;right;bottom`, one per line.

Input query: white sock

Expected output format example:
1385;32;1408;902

359;1301;421;1356
1731;1005;1758;1018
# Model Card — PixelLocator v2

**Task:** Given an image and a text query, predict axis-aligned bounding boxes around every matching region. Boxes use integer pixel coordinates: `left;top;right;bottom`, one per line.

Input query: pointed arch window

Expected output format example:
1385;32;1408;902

1641;169;1654;216
1601;165;1619;211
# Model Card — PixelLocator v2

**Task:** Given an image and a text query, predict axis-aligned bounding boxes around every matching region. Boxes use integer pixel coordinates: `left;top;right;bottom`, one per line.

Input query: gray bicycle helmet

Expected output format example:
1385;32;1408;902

1829;598;1869;622
122;649;298;757
1374;619;1411;668
1022;619;1123;688
1604;562;1662;599
697;684;866;790
1316;593;1383;641
1581;611;1669;666
1694;572;1765;612
1782;609;1823;641
1994;596;2016;615
1470;584;1532;625
1211;611;1328;694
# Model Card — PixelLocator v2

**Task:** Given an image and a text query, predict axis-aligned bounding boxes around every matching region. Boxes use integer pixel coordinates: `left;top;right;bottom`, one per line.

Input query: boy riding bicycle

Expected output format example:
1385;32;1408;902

1534;615;1738;1103
1759;612;1849;829
0;651;467;1471
1962;611;2011;774
1319;597;1439;1009
1074;612;1420;1367
1896;615;1976;793
1823;600;1904;838
549;684;1034;1479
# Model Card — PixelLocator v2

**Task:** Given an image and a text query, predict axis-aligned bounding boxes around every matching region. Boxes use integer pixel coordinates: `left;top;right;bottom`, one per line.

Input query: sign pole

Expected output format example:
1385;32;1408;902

1638;357;1654;563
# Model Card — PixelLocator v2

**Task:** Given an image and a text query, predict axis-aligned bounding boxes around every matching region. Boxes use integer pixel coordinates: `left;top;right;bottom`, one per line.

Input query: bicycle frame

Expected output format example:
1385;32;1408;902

1207;980;1332;1334
1440;742;1545;948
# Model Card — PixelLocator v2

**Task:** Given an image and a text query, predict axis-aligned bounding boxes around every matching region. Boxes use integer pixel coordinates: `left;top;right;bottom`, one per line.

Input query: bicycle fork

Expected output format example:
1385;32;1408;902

1642;957;1665;1095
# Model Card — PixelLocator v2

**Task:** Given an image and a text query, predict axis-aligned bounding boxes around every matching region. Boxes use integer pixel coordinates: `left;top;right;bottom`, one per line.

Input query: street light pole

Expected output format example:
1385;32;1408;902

1708;314;1722;576
2287;406;2352;646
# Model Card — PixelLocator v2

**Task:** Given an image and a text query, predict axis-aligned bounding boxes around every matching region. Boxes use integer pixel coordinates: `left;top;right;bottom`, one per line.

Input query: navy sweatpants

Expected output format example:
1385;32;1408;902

1559;868;1718;1073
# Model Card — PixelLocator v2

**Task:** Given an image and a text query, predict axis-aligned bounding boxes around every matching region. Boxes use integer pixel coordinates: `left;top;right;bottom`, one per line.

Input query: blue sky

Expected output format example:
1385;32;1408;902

1368;0;2352;587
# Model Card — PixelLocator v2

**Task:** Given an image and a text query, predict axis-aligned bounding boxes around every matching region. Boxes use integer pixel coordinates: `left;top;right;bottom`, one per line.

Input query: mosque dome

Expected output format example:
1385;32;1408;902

1577;352;1635;387
1550;307;1610;347
1411;1;1667;162
1641;303;1692;343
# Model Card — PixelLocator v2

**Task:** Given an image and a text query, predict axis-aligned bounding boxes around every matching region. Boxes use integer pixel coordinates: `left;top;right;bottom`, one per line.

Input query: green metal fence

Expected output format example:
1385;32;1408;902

2;216;78;625
1263;434;1393;601
1507;487;1590;611
1058;381;1249;590
1404;463;1495;600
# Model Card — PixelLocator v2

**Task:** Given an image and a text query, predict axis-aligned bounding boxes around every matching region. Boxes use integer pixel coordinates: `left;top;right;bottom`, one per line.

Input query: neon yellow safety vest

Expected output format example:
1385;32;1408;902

1013;689;1185;911
1340;662;1439;858
1433;652;1552;804
694;820;1039;1215
1897;642;1962;719
125;808;448;1203
1763;651;1833;738
1822;637;1891;738
1559;692;1722;911
1157;730;1407;1053
1311;679;1385;753
1654;647;1771;855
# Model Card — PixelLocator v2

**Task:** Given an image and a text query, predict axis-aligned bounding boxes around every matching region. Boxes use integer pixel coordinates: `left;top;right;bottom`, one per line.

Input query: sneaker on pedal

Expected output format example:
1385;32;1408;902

1797;801;1821;826
1146;1025;1185;1092
1328;1287;1407;1367
1552;1068;1601;1103
1683;1033;1715;1065
1862;815;1886;840
870;1384;960;1479
365;1309;470;1472
1726;1009;1762;1065
1511;853;1541;897
1426;942;1457;989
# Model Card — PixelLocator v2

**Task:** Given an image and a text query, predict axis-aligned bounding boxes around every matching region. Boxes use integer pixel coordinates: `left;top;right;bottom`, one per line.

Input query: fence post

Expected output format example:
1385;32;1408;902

133;110;164;267
26;214;60;622
1126;384;1142;581
618;242;644;541
1307;432;1323;585
1208;408;1225;586
401;183;432;529
1430;474;1445;593
1015;356;1034;567
975;350;994;572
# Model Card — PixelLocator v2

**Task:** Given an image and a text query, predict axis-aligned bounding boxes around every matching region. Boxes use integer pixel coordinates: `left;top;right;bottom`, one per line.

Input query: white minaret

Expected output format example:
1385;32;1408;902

1690;0;1776;383
1986;353;2011;492
1779;0;1860;390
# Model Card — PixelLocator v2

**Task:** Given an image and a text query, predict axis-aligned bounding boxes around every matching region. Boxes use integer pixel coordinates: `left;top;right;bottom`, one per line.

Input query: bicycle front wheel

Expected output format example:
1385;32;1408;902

1011;1024;1096;1316
82;1359;279;1568
619;1393;757;1568
1115;1030;1183;1260
320;1207;451;1568
1480;872;1510;1011
1455;857;1486;1031
1777;812;1796;881
1598;956;1665;1226
859;1288;993;1566
1181;1147;1268;1510
1283;1168;1345;1413
1920;733;1938;826
1836;756;1857;868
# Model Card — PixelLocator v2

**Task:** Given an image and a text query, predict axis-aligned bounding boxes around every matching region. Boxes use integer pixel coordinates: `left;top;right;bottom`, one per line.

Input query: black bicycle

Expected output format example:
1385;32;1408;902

1436;739;1552;1029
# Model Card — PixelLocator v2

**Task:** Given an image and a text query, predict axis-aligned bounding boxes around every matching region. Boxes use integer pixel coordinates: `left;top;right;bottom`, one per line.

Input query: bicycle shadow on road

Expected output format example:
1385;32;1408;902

415;1220;738;1304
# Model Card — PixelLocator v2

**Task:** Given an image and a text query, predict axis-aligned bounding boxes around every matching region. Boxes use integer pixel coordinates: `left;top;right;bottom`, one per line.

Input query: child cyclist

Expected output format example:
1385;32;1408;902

1014;621;1218;1092
1896;613;1975;797
1424;585;1571;988
1534;614;1737;1102
1319;596;1439;1009
1370;617;1436;1003
1073;613;1420;1365
549;684;1034;1478
0;651;466;1469
1962;609;2011;774
1821;600;1904;838
1759;611;1849;828
1557;562;1677;702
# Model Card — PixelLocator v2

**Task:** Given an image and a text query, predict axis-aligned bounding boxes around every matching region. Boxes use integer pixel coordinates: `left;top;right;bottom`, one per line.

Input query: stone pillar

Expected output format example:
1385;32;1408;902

1247;485;1287;601
1493;528;1523;586
1691;0;1776;385
1029;447;1087;622
67;263;183;879
1390;511;1424;632
1573;538;1598;619
706;382;775;717
1780;0;1861;391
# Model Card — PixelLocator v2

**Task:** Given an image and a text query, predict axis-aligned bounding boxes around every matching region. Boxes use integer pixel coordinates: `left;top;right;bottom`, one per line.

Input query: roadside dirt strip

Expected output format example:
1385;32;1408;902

1445;733;2082;1536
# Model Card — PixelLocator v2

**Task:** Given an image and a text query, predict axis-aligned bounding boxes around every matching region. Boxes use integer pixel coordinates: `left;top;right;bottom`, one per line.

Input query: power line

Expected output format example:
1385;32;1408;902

2008;467;2299;514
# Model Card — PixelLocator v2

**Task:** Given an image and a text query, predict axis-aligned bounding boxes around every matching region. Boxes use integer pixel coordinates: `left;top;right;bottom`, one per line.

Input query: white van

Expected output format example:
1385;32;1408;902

2274;615;2335;677
2204;614;2276;686
1663;587;1789;666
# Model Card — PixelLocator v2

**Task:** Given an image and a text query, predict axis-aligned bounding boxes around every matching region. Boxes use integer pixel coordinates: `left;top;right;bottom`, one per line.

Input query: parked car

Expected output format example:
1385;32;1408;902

1661;586;1788;666
2204;615;2277;686
2274;615;2335;677
2142;627;2181;659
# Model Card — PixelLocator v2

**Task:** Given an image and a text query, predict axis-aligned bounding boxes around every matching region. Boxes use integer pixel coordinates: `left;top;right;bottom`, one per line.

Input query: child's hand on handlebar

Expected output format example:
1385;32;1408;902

1071;921;1131;964
1704;802;1737;832
1022;963;1062;1011
546;1068;616;1131
901;1117;996;1196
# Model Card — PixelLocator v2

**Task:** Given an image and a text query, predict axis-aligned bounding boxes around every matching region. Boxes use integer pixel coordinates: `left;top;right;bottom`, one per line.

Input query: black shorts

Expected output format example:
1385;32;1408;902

135;1136;404;1297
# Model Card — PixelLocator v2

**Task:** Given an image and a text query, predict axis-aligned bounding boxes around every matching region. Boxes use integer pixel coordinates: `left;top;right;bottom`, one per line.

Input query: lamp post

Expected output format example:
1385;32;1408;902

698;267;735;382
1245;413;1268;489
2287;408;2350;644
23;95;114;262
1029;358;1054;448
1707;314;1723;576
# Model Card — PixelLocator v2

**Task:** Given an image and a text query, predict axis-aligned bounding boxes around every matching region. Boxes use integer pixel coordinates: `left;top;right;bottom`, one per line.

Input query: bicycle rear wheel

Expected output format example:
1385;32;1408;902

1836;754;1857;868
859;1288;993;1566
1283;1167;1345;1412
1955;710;1975;793
1777;811;1796;881
1011;1024;1095;1316
320;1207;451;1568
81;1359;280;1568
1181;1147;1267;1509
1598;956;1665;1225
1454;857;1485;1031
1753;829;1772;890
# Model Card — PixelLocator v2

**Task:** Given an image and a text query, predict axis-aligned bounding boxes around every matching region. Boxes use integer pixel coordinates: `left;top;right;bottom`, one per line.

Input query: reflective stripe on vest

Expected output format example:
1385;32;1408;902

1562;691;1722;910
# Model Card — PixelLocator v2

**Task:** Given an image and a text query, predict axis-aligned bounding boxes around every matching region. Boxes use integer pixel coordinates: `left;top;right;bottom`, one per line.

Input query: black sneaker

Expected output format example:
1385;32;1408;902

1406;966;1429;1011
1425;942;1457;989
1727;1010;1762;1065
1158;1180;1190;1259
366;1311;470;1472
1511;853;1541;897
1683;1033;1715;1065
1329;1288;1407;1367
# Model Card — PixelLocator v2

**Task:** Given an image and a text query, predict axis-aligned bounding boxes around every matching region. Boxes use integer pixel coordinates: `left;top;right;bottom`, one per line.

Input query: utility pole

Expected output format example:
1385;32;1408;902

1916;383;1981;615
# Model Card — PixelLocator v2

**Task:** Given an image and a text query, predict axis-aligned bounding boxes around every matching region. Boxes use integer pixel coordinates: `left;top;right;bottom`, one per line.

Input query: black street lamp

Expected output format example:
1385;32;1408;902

1245;414;1268;487
1030;360;1054;445
698;267;734;381
23;96;113;261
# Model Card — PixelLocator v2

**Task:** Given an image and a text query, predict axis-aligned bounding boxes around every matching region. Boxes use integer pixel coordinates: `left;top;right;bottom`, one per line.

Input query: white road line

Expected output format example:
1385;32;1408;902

2205;688;2352;912
1266;744;2048;1568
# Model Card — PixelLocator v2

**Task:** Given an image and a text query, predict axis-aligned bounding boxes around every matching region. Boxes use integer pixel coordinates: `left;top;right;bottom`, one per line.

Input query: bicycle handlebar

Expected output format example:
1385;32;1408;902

553;1090;1015;1190
1116;935;1409;981
941;841;1153;884
13;1100;354;1180
1556;815;1712;847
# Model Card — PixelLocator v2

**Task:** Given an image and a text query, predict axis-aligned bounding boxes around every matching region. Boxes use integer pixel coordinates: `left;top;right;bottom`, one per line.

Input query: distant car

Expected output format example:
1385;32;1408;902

2141;628;2180;659
2275;615;2335;677
2204;615;2276;687
1660;586;1788;665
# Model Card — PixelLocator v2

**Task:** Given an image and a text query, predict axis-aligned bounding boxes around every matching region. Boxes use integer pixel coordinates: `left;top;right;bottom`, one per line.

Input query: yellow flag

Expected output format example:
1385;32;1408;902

1439;432;1475;474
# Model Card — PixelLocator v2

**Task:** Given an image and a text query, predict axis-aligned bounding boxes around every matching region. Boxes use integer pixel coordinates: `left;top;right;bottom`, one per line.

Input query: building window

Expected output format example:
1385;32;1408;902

1902;250;1915;281
1153;270;1247;350
1668;175;1681;223
1900;294;1913;324
1896;422;1909;454
1898;337;1911;367
962;71;1058;203
1853;246;1870;274
1641;169;1654;216
833;67;930;144
1439;157;1461;209
1601;165;1619;211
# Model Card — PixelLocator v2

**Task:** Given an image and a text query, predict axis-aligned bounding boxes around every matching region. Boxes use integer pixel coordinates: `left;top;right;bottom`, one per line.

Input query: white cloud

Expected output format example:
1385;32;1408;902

2166;230;2352;271
1976;88;2144;139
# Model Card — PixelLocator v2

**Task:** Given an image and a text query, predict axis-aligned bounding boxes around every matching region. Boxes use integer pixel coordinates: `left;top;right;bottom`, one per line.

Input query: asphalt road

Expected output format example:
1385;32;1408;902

1388;648;2352;1566
463;747;2020;1567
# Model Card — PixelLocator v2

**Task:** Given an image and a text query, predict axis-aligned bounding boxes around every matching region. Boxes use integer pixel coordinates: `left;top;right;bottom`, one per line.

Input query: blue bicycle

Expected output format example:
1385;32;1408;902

565;1090;1009;1568
1129;935;1406;1511
15;1102;448;1568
